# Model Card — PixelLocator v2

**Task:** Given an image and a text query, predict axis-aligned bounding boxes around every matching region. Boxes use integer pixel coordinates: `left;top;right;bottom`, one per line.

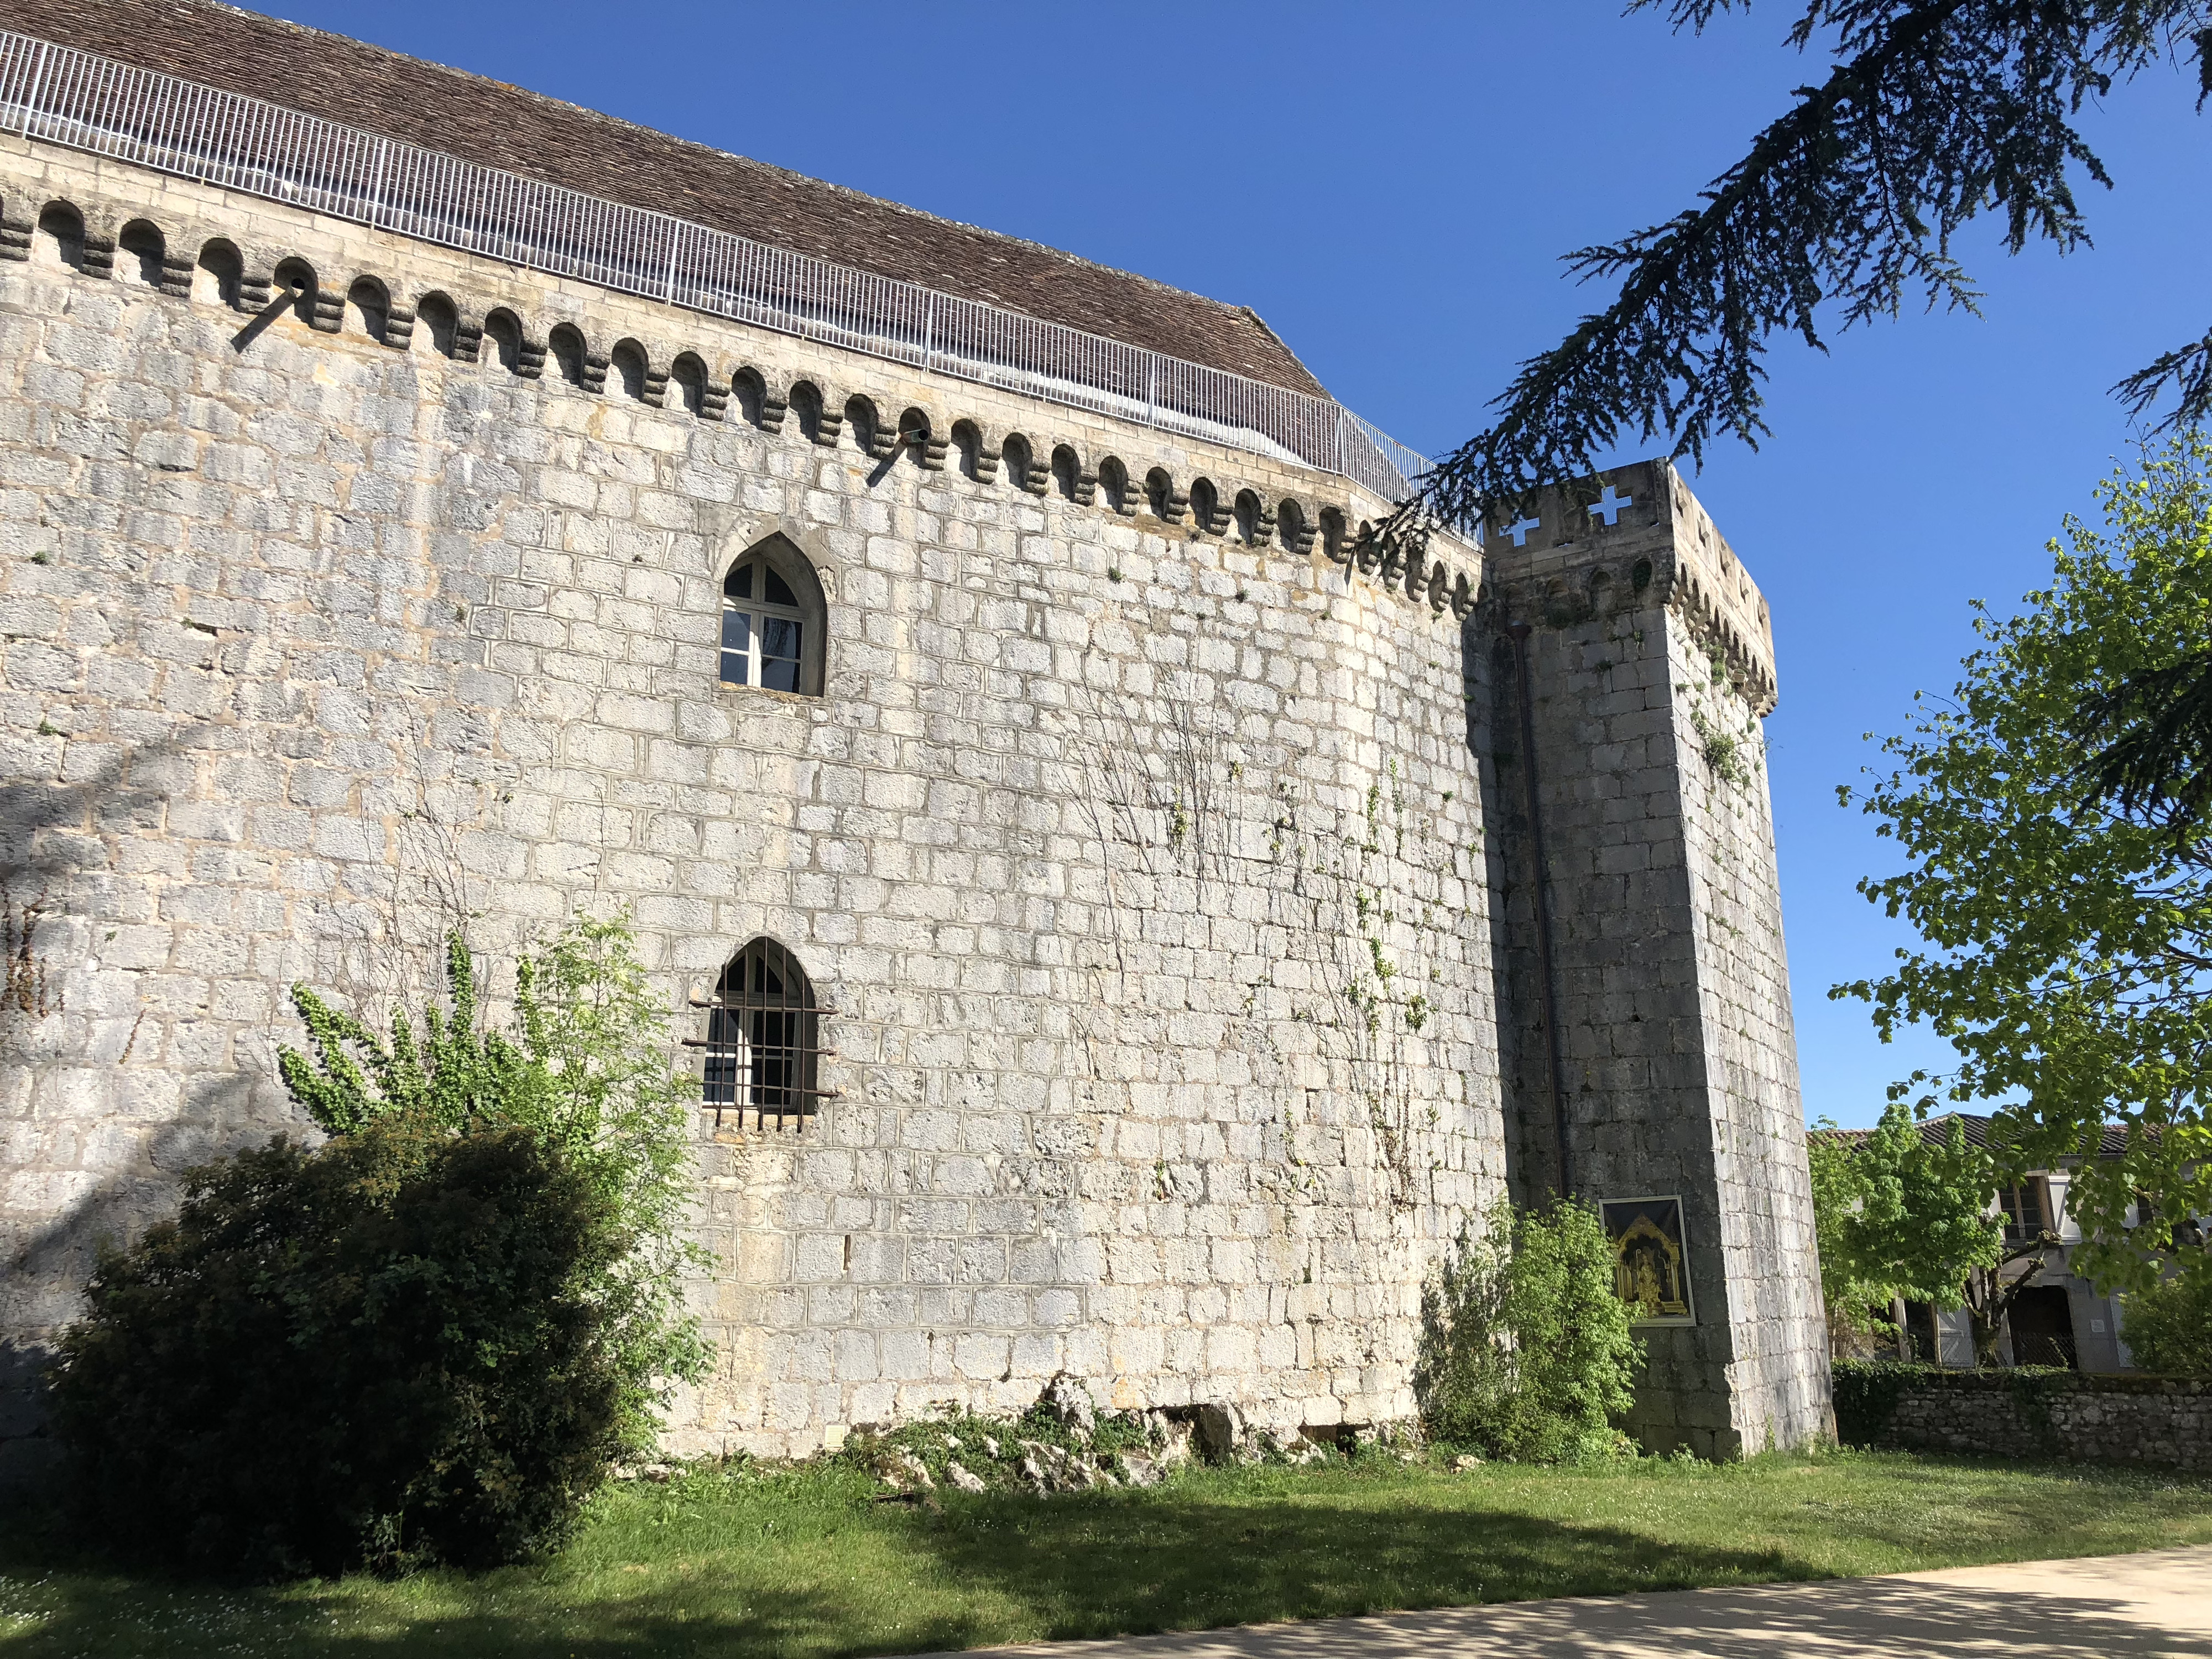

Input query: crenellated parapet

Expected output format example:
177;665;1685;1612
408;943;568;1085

1483;457;1778;716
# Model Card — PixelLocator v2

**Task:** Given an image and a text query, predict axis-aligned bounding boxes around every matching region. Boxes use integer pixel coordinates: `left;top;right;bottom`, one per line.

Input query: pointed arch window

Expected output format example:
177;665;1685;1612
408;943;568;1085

719;535;825;696
696;938;828;1131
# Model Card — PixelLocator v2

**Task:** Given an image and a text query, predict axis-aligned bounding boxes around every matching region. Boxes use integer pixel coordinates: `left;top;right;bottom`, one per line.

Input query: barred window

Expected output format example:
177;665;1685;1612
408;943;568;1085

696;938;829;1132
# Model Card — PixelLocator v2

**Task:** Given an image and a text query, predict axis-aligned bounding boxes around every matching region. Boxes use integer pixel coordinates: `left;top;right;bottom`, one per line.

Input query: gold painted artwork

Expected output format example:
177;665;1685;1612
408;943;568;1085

1613;1214;1690;1319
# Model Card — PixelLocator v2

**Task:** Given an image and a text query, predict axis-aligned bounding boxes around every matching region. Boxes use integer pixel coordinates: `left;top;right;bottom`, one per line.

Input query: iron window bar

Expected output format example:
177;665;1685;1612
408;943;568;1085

682;938;837;1134
0;29;1441;513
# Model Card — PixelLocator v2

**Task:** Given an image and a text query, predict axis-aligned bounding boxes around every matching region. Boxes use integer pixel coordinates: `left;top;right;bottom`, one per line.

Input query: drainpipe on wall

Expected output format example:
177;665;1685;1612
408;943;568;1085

1506;620;1575;1200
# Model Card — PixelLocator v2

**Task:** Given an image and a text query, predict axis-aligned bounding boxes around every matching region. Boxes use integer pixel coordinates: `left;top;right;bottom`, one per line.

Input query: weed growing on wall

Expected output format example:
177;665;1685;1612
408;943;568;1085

284;915;706;1410
1415;1199;1644;1461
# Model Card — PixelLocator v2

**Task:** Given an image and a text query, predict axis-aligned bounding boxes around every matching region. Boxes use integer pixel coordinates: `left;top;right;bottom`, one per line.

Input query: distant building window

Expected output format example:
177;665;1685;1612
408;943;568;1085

721;551;811;693
1997;1182;2047;1245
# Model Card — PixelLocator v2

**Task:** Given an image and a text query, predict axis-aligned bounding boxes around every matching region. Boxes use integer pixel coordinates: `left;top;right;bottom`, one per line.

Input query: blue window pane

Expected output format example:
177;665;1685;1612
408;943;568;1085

761;656;800;693
764;566;799;607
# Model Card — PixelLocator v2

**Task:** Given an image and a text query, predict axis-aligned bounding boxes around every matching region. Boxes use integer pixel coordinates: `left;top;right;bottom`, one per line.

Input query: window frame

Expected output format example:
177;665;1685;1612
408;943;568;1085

717;535;826;697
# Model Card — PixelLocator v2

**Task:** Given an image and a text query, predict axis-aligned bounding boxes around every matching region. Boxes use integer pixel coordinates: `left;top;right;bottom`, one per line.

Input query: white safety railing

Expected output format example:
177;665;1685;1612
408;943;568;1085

0;30;1432;504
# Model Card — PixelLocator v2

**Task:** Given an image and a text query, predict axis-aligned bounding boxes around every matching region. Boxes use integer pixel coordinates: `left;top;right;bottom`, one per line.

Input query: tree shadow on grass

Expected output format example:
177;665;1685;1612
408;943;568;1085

891;1481;2212;1658
0;1489;1003;1659
891;1483;1808;1648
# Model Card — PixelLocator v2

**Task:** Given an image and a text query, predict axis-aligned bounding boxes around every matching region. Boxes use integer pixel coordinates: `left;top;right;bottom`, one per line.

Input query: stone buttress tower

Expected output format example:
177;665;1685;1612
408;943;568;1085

1480;458;1832;1457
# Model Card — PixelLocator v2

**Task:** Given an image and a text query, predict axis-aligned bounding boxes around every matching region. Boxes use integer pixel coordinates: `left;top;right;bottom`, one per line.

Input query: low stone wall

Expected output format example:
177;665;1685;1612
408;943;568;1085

1833;1362;2212;1472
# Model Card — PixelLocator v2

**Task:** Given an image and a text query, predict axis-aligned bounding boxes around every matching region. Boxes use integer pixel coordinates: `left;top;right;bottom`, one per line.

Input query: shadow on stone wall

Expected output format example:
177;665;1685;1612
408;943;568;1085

1460;612;1545;1208
1;733;282;1489
0;1093;269;1492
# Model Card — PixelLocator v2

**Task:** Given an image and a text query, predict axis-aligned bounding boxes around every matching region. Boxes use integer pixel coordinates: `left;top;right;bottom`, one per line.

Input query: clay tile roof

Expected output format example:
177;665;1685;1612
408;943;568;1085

4;0;1330;398
1807;1112;2136;1162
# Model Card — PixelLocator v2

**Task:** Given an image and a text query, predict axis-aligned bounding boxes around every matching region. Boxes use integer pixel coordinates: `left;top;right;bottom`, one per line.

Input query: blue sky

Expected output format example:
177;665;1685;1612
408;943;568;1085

257;0;2211;1128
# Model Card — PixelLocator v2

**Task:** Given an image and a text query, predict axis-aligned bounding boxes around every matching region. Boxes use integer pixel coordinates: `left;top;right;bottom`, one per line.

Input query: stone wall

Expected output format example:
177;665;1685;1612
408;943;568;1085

0;138;1500;1460
1838;1365;2212;1473
0;132;1831;1465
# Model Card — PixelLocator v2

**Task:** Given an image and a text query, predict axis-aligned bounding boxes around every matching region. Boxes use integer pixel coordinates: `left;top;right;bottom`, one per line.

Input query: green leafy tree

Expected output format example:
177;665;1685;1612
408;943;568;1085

1812;1108;2063;1362
280;913;708;1428
2120;1261;2212;1371
1420;2;2212;525
1416;1199;1643;1460
1839;435;2212;1303
1806;1118;1908;1350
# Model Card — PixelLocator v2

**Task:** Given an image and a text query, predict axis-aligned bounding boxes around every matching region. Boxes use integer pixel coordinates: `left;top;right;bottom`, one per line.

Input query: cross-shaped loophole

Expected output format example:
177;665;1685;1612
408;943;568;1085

1501;516;1541;548
1588;486;1634;526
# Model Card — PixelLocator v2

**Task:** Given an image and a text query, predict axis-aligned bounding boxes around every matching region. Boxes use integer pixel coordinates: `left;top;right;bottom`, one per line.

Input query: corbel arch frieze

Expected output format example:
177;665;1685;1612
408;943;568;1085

30;196;1489;630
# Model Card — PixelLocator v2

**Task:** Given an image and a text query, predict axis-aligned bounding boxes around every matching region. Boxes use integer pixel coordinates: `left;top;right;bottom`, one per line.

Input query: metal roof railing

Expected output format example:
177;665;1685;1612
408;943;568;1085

0;30;1435;506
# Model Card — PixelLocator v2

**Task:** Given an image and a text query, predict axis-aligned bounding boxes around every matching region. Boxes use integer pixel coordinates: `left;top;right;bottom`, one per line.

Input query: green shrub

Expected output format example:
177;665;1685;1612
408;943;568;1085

280;917;708;1439
2120;1267;2212;1375
50;912;707;1578
51;1114;627;1576
1415;1198;1644;1461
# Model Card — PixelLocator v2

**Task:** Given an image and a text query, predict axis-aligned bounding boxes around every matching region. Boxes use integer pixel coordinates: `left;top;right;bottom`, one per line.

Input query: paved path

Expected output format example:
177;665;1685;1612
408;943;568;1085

911;1546;2212;1658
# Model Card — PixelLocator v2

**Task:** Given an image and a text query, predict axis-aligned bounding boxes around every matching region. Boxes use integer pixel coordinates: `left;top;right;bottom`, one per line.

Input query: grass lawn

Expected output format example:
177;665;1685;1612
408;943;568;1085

5;1447;2210;1658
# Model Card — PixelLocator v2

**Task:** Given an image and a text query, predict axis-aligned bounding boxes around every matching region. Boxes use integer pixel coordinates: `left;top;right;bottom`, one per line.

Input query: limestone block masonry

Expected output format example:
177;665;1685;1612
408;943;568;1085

0;133;1829;1462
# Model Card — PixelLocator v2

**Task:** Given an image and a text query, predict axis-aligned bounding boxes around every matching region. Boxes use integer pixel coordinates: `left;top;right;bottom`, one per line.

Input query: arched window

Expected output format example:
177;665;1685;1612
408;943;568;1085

701;937;822;1131
1098;456;1131;515
484;308;525;374
610;338;648;400
195;238;243;307
719;534;826;695
415;290;460;357
1189;478;1219;536
668;352;706;416
347;276;389;342
273;257;320;326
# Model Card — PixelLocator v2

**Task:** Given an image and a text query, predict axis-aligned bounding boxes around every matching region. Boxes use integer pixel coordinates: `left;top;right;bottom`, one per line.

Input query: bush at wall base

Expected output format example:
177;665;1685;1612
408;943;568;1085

1413;1199;1644;1462
48;1113;629;1577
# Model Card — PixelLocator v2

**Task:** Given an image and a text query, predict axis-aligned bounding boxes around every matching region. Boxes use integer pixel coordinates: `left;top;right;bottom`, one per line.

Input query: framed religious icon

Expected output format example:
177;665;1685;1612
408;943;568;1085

1601;1194;1696;1325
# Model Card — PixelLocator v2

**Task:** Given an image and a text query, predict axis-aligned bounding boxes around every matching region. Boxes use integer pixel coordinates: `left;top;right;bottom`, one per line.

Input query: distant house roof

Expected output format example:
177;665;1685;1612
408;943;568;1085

1810;1112;2135;1162
5;0;1329;398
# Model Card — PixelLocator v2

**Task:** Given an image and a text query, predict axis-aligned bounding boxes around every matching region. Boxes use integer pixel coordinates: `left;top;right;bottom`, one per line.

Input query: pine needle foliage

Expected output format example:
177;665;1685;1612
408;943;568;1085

1422;2;2212;526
